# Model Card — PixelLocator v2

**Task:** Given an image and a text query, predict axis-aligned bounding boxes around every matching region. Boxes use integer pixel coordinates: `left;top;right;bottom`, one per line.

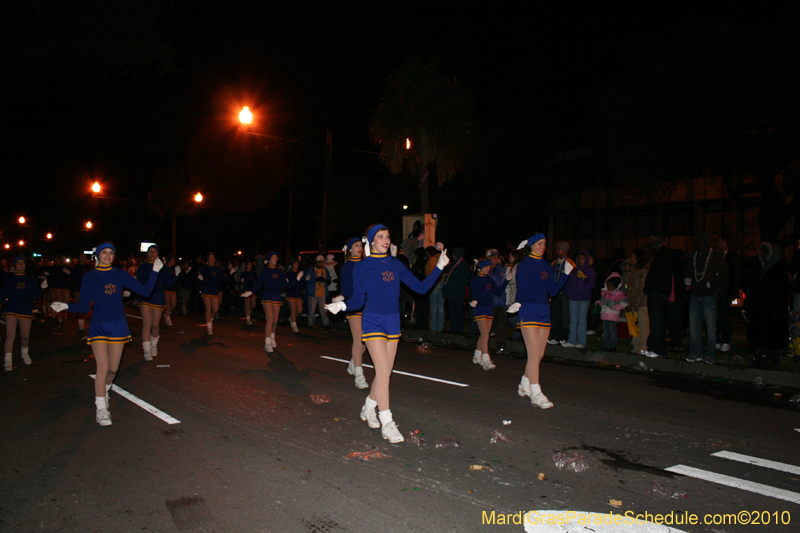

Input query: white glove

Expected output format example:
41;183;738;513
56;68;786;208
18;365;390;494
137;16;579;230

436;249;450;270
63;267;71;274
325;301;347;314
51;302;68;313
174;266;181;275
198;274;204;281
507;302;521;314
563;261;574;275
517;239;528;250
505;270;513;281
684;277;691;286
123;290;131;297
469;300;477;307
186;266;192;273
390;244;397;257
241;291;253;298
296;272;304;281
40;279;48;289
230;266;236;274
152;258;164;272
332;295;344;303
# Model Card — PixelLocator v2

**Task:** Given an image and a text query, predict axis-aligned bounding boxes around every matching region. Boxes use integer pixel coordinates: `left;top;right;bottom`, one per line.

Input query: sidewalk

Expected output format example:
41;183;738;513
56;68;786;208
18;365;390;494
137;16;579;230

398;328;800;390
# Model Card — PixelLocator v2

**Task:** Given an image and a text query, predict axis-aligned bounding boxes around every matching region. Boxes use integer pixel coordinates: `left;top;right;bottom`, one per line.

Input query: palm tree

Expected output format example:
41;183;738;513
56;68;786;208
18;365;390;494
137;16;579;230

370;57;474;213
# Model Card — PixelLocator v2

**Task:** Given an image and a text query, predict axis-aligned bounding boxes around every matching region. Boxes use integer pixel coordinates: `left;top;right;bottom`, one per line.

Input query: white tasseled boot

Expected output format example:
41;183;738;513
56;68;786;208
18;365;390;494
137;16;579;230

4;353;12;372
21;347;31;365
518;375;531;398
143;341;153;362
378;409;404;443
150;336;159;357
472;349;482;365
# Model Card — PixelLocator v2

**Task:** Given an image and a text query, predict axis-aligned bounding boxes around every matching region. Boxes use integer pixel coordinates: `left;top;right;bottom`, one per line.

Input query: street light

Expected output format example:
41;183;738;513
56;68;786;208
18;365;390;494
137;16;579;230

46;233;53;239
194;192;203;203
18;240;25;247
18;216;26;225
3;244;9;249
239;106;253;125
85;221;93;229
91;181;101;194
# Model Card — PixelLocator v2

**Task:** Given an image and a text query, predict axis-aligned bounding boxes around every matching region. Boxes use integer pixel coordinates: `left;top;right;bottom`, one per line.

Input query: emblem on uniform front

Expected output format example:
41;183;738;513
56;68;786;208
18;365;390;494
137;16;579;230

104;283;117;295
272;273;279;279
541;272;549;280
17;282;25;290
382;271;395;282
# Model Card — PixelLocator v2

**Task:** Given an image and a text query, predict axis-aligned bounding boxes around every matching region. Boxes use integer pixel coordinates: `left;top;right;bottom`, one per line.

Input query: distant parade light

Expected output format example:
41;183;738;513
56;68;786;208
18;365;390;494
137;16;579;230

402;205;408;210
18;216;26;224
195;192;203;203
18;240;25;246
91;181;101;194
239;106;253;125
4;244;10;249
237;251;242;255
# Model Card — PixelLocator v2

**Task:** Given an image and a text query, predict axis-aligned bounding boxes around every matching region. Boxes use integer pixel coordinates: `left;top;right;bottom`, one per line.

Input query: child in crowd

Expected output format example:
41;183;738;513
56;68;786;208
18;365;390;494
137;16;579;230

598;273;627;351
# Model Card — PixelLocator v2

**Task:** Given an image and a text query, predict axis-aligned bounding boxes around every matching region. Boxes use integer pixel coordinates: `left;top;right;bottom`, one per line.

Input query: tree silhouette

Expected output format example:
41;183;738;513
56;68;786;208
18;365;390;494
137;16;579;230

370;57;474;213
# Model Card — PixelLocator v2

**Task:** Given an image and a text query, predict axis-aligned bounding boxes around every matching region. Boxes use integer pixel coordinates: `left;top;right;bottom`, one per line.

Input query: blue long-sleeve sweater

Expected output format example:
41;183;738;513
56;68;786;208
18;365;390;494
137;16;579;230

68;264;159;322
198;265;227;296
253;266;299;302
514;252;568;306
345;253;441;315
470;272;509;308
339;257;362;301
137;261;177;306
1;272;43;319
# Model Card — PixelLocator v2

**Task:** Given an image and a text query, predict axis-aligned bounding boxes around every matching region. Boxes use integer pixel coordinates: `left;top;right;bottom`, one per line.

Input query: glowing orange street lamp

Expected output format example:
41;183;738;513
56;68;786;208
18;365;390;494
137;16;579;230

46;233;53;239
18;216;26;225
3;244;9;249
194;192;203;203
239;106;253;125
18;240;25;247
91;181;101;194
406;138;411;150
85;221;93;229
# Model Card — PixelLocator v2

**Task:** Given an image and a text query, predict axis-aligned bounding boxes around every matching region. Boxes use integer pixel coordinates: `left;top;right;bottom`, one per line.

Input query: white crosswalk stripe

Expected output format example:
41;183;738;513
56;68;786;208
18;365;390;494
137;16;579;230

667;450;800;505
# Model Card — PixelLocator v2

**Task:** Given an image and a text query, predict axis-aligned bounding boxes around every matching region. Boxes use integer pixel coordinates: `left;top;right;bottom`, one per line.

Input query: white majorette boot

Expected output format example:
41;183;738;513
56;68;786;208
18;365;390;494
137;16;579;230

472;349;482;365
270;333;276;349
291;321;299;333
150;336;159;357
378;409;404;443
360;396;380;428
4;353;12;372
529;383;553;409
246;314;252;325
95;396;112;426
518;375;532;398
143;342;153;362
206;322;213;335
347;359;355;375
264;337;273;353
21;347;32;365
353;367;368;389
481;353;496;370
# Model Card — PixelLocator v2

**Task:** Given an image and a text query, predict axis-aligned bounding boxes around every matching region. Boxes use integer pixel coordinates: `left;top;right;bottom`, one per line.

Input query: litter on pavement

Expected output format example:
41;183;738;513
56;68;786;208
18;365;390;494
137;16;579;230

310;394;331;405
347;450;390;461
552;452;589;472
434;438;463;450
406;430;425;447
648;480;688;499
490;430;512;444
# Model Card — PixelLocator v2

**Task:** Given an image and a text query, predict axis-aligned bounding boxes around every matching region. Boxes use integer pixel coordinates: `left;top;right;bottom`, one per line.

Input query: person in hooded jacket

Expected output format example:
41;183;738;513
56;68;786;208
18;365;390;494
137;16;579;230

683;230;728;364
442;247;469;334
562;250;596;348
746;242;790;354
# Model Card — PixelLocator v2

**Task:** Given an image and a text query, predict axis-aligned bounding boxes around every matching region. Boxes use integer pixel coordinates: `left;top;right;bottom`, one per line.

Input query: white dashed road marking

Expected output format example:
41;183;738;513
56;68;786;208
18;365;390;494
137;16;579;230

712;451;800;475
320;356;469;387
90;374;181;425
665;465;800;504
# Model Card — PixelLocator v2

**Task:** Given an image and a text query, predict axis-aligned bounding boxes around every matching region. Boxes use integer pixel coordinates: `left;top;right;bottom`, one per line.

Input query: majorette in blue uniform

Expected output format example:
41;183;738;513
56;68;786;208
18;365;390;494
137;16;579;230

137;246;177;310
340;237;363;319
1;257;42;321
284;260;303;302
252;252;299;306
240;264;257;293
198;254;227;299
470;259;509;322
514;233;568;329
343;225;442;342
162;255;178;298
68;242;160;344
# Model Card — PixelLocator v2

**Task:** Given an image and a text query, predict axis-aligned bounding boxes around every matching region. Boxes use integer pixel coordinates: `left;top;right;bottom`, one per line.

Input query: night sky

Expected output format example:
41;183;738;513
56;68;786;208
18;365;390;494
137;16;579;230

4;3;798;260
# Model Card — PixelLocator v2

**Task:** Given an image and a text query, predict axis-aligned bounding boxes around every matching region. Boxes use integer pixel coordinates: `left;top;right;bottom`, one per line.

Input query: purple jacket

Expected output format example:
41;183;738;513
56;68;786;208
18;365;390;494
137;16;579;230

564;250;596;301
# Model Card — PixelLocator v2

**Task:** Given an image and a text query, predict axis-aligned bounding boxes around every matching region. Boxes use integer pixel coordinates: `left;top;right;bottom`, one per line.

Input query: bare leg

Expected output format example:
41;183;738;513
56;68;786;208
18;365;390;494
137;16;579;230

349;315;366;367
522;326;550;385
165;292;176;321
263;304;275;338
5;316;18;354
18;319;32;349
477;320;492;354
366;339;398;411
93;342;125;398
141;306;154;343
150;308;163;339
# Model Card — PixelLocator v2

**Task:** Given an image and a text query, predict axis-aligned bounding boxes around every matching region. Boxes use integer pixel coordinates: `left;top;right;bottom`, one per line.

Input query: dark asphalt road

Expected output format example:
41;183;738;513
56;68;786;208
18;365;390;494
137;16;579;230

1;311;798;532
